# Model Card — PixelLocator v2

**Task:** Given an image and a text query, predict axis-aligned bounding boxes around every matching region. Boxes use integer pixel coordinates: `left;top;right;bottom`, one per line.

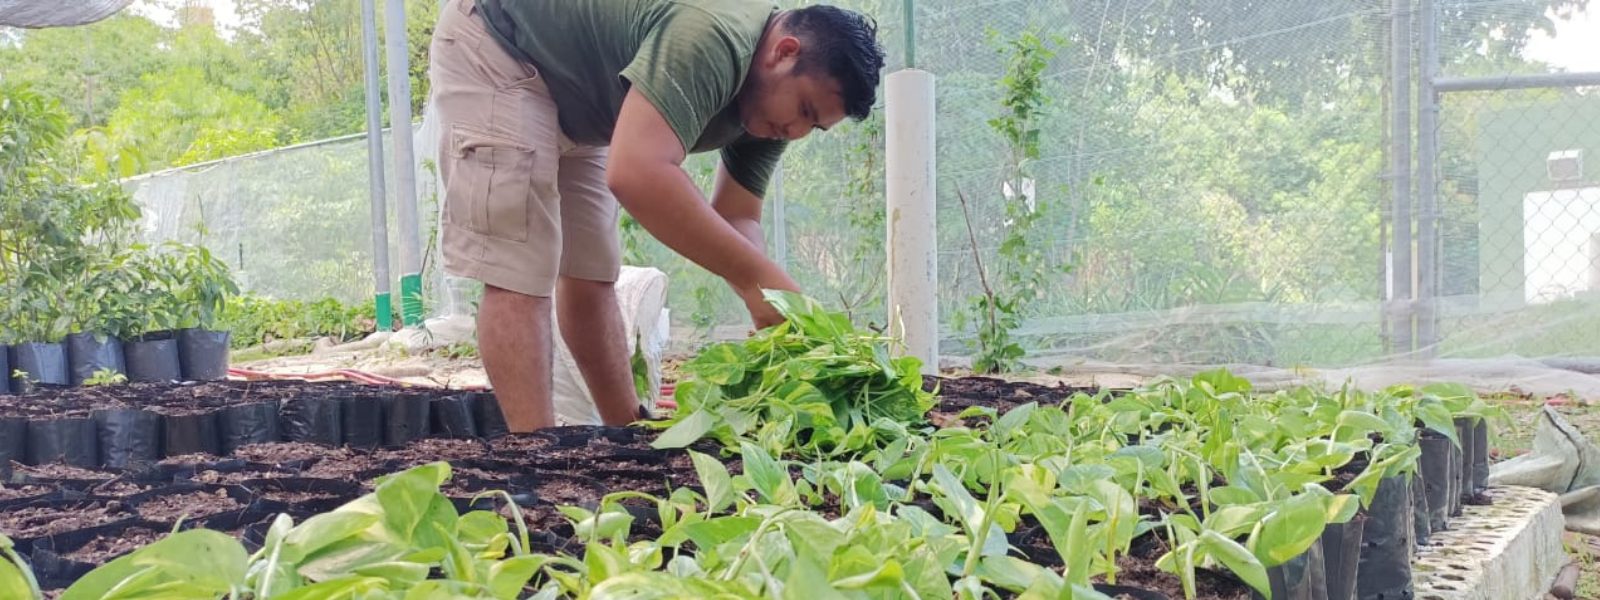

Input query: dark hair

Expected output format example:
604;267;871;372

785;5;886;121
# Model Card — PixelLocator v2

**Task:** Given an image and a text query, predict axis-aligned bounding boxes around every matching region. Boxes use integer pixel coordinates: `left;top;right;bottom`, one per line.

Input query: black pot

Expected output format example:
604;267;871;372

341;395;384;449
1419;433;1452;533
0;344;10;394
93;408;162;470
160;410;223;457
26;416;99;467
1322;516;1366;600
381;393;430;447
66;332;126;386
431;394;478;439
279;395;342;445
1471;419;1490;497
469;391;510;438
217;401;281;454
28;518;163;585
11;342;68;387
177;328;230;381
123;334;182;383
1453;418;1472;515
1254;538;1329;600
1357;474;1414;600
1;416;26;469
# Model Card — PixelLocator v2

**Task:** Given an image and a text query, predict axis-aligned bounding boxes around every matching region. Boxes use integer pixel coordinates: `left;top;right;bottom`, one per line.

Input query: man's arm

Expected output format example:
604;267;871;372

711;160;765;252
607;87;797;326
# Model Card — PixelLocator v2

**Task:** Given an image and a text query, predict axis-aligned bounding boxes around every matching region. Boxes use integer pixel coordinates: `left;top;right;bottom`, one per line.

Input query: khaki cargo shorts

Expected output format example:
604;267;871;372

428;0;621;297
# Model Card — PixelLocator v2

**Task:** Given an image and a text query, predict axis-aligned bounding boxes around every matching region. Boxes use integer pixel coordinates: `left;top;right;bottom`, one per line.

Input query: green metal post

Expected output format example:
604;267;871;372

903;0;915;69
376;292;394;331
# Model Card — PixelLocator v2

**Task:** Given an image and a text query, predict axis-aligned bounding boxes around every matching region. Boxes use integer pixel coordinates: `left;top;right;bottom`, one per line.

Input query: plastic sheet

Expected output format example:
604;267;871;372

1411;470;1431;545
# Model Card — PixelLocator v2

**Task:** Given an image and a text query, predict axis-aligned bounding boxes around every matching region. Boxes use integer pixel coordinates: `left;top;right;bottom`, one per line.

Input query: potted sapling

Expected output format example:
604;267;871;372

170;242;238;381
64;255;135;387
121;251;183;382
7;281;71;388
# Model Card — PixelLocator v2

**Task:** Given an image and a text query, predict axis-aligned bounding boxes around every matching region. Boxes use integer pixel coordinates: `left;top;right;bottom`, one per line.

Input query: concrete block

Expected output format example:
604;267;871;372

1412;486;1566;600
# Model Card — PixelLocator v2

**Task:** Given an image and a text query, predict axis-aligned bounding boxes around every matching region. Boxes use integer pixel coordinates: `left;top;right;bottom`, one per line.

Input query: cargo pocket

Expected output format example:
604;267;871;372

447;125;535;242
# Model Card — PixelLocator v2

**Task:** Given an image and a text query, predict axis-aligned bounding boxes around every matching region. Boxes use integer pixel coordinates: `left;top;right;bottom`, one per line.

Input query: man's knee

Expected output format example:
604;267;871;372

482;284;550;313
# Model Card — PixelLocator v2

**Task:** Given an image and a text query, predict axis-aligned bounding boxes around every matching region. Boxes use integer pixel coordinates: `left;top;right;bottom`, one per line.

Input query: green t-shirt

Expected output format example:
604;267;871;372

477;0;788;196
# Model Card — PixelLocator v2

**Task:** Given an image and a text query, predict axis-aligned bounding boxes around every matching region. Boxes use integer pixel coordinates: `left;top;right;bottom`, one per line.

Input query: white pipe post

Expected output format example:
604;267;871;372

385;0;423;326
886;69;937;374
361;0;392;331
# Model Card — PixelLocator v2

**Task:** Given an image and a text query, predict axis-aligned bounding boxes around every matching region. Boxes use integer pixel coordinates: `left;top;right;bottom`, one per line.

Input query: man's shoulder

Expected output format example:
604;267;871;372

658;0;776;34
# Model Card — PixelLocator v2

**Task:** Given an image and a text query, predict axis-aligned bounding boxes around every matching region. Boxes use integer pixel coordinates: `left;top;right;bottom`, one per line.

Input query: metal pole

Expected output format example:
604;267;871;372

771;162;787;270
1416;0;1439;355
1388;0;1414;355
1434;71;1600;92
385;0;423;326
903;0;915;69
361;0;392;332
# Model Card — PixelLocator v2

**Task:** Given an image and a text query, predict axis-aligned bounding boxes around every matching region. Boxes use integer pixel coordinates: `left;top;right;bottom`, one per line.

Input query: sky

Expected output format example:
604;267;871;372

129;0;1600;72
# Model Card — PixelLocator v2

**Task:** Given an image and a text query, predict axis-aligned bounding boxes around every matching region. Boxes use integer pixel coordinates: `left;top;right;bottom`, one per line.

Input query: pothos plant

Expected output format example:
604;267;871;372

650;290;935;459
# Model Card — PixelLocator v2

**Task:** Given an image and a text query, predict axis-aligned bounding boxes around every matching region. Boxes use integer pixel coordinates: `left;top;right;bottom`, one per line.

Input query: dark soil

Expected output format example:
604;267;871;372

87;480;161;498
13;463;112;482
0;501;129;539
135;488;243;523
232;442;352;466
376;438;488;466
62;526;164;563
0;484;52;501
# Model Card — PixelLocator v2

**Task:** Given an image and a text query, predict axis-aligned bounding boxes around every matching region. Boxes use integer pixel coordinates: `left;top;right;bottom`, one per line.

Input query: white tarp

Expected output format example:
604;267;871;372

0;1;133;28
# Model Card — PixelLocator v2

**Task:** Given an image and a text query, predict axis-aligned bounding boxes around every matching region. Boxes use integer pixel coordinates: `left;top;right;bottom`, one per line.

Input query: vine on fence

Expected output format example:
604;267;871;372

957;30;1065;374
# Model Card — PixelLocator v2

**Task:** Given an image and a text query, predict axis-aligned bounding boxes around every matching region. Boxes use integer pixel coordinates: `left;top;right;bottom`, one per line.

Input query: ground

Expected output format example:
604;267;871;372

232;341;1600;598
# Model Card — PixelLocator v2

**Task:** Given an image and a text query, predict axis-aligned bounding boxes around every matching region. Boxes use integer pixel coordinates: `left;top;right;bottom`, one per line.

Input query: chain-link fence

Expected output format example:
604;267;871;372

120;0;1600;370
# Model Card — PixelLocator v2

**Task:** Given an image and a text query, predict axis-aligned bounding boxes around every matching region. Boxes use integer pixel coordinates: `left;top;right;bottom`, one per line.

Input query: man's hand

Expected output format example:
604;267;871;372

608;87;796;327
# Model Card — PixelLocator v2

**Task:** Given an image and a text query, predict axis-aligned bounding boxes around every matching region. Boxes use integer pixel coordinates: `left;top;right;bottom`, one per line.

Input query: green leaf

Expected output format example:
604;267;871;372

684;516;762;551
489;556;553;600
0;553;36;600
352;560;430;585
740;442;797;505
688;450;735;513
932;464;985;531
684;343;750;386
1254;494;1327;567
1414;402;1460;446
64;529;247;600
271;575;386;600
1198;530;1270;597
1208;486;1262;506
652;410;717;450
1335;410;1391;441
281;511;382;564
1205;505;1268;538
976;555;1053;592
374;462;455;548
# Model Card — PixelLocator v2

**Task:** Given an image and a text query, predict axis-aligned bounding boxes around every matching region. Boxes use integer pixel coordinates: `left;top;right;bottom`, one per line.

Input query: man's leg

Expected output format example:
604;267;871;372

555;146;641;425
556;277;640;424
479;285;555;431
429;0;567;430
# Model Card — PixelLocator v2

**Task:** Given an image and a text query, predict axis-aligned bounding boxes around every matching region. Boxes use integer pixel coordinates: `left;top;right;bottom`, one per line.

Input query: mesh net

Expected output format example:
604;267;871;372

119;0;1600;386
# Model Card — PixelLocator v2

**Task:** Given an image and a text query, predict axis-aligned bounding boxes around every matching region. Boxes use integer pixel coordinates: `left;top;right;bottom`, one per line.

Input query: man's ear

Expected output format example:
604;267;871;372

772;35;802;66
